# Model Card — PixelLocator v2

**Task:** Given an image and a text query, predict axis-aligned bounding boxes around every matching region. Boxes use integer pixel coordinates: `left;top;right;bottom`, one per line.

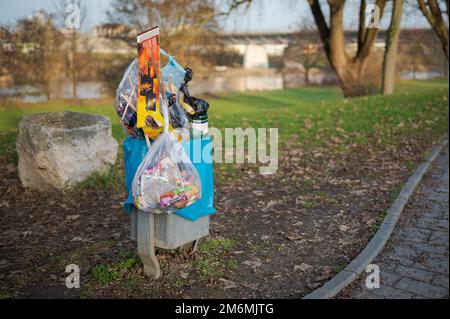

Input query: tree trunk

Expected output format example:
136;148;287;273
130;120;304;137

417;0;449;61
72;71;77;99
325;1;368;97
433;20;450;61
44;82;51;101
307;0;387;98
305;68;310;84
70;30;78;99
335;61;368;97
382;0;404;94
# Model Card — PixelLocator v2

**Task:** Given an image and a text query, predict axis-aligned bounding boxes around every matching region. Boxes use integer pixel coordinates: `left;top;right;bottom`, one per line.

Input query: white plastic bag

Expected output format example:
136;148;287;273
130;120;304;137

132;94;202;213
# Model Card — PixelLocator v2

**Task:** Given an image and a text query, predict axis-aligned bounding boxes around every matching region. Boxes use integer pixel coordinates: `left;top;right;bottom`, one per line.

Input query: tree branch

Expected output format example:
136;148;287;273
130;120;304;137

417;0;449;60
429;0;444;21
417;0;435;24
307;0;331;56
358;0;367;51
219;0;253;16
328;0;348;66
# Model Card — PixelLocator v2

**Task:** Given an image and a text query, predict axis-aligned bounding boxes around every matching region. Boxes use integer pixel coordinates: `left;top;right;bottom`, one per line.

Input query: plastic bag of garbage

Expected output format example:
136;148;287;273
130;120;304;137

167;89;190;139
160;49;190;139
115;59;144;138
116;51;191;138
167;91;186;127
132;94;202;212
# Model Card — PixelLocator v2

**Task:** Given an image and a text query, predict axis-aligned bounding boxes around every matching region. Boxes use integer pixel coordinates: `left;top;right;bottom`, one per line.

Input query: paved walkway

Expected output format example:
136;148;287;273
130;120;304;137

346;146;449;299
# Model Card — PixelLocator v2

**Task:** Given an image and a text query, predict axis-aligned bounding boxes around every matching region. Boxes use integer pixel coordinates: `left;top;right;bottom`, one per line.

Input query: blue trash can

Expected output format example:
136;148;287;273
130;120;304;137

122;135;216;221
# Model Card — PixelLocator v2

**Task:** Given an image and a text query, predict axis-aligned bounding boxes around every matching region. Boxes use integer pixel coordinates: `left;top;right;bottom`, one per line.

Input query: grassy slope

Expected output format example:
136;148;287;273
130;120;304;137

0;80;448;157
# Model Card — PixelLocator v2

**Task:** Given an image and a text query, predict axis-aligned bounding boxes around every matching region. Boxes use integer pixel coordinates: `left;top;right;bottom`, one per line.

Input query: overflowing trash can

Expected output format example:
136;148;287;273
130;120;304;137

115;26;216;278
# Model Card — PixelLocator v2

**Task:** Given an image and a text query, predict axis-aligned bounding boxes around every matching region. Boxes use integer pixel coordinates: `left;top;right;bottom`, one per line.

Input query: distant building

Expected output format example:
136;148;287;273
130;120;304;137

70;23;135;55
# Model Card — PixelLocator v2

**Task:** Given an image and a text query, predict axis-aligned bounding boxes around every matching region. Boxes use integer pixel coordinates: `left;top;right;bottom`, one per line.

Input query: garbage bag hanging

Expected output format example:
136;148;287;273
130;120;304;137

132;94;202;213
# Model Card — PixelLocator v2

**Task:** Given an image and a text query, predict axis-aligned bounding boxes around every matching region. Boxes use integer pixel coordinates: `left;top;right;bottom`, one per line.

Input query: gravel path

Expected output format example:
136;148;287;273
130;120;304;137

344;146;449;299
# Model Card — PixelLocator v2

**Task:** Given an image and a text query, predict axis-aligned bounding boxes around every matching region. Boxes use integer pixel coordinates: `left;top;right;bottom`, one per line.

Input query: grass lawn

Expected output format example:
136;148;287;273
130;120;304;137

0;79;448;188
1;79;448;159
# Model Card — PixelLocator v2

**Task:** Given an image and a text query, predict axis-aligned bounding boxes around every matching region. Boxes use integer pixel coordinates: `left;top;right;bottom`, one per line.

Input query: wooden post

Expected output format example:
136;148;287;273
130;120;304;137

137;210;161;279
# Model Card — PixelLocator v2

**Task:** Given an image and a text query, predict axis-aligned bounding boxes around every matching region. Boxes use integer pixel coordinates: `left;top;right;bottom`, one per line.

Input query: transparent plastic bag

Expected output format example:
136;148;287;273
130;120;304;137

161;48;186;89
116;51;190;139
167;90;190;131
161;49;190;140
115;58;144;138
132;94;202;213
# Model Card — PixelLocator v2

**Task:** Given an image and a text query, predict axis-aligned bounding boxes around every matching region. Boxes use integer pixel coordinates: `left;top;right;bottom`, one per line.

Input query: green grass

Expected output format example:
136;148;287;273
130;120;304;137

211;80;448;148
91;264;121;286
74;165;124;192
368;208;389;240
394;79;449;94
194;238;238;281
0;291;11;299
198;238;237;252
0;80;448;179
91;252;141;286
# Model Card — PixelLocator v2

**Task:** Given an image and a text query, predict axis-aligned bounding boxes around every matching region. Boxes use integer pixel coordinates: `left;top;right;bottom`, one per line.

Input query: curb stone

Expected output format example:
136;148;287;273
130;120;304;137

303;139;449;299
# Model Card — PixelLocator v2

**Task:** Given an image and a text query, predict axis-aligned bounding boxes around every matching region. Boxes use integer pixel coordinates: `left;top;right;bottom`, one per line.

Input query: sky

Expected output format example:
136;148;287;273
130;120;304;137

0;0;111;28
0;0;431;32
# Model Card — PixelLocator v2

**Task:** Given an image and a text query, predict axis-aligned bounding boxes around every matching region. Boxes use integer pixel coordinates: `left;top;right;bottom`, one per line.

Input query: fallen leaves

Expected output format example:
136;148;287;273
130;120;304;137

350;189;366;196
294;263;312;272
0;200;9;208
285;234;302;241
242;259;262;271
219;278;237;290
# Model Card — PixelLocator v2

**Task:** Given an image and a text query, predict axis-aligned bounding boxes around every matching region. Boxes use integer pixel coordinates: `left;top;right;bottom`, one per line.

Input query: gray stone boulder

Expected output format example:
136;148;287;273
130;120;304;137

16;112;119;191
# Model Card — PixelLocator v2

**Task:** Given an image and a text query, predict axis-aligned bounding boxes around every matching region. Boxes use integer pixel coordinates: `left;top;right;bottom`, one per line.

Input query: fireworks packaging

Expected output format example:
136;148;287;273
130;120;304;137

136;26;166;140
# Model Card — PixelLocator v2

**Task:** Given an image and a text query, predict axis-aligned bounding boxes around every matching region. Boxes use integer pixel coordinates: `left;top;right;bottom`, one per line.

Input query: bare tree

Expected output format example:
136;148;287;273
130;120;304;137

224;0;388;97
54;0;89;99
382;0;404;94
416;0;449;61
284;31;326;85
293;19;326;84
307;0;389;97
11;12;64;100
106;0;220;71
398;28;448;79
0;26;14;83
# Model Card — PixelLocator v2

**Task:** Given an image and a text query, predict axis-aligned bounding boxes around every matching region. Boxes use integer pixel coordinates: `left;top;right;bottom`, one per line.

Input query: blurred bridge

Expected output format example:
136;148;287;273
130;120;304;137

219;30;388;69
87;24;432;71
